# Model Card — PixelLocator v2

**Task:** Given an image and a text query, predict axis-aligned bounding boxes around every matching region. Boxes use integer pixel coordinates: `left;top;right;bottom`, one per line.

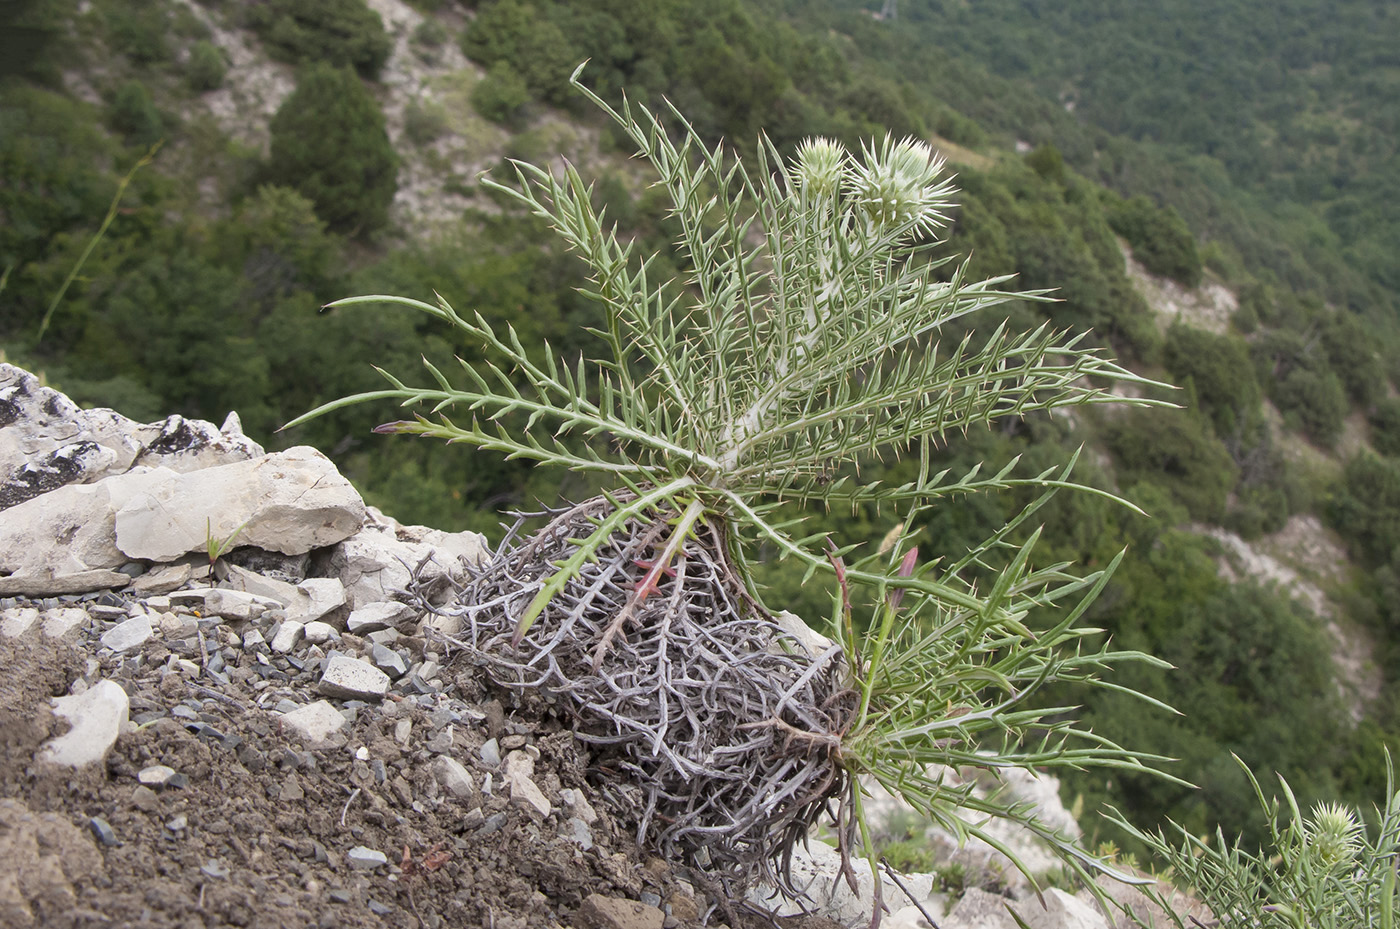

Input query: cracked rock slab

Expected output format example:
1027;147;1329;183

39;680;130;768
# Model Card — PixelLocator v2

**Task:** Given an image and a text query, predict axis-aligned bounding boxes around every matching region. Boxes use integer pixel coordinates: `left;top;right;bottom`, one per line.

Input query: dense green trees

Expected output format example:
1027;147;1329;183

1107;194;1202;286
248;0;391;79
266;64;397;235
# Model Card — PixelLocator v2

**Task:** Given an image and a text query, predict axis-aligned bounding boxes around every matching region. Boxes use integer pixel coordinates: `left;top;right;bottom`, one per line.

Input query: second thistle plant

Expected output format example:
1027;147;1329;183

287;67;1174;906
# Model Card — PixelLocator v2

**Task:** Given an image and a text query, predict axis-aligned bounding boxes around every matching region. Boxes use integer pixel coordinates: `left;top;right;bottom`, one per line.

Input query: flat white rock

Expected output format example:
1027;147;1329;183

302;621;336;645
270;620;305;653
113;446;366;561
508;771;552;817
100;614;152;652
431;756;475;799
317;655;390;701
287;577;347;625
279;700;348;747
345;600;414;634
39;680;130;768
1;607;40;638
42;607;89;640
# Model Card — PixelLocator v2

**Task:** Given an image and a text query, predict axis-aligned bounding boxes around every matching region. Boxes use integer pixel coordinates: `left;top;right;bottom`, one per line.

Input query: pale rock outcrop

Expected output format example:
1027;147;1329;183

113;446;365;560
0;363;261;511
39;680;130;768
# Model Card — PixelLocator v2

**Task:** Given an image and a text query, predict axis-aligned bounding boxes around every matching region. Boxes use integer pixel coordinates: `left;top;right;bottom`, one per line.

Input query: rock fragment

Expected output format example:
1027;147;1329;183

100;614;152;652
508;771;552;817
279;700;348;747
578;894;665;929
346;846;387;871
345;601;413;634
39;680;129;768
317;656;390;701
270;620;304;653
431;756;475;799
113;446;365;561
137;765;178;788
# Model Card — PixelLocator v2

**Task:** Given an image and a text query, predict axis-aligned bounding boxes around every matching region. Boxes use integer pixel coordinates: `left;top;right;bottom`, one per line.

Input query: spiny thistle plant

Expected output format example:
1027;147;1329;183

287;67;1177;913
1111;755;1400;928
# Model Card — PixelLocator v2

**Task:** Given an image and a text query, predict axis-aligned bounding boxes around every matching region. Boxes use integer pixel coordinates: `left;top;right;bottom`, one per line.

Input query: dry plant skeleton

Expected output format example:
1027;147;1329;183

287;66;1180;922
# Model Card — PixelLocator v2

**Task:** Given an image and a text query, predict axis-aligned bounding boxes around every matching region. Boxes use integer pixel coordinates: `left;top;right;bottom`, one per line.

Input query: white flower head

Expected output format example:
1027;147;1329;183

847;135;955;233
1304;801;1364;868
791;137;848;200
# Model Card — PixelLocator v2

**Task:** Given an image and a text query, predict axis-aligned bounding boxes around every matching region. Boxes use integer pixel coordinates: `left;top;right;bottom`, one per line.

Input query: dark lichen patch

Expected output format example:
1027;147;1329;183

0;441;101;511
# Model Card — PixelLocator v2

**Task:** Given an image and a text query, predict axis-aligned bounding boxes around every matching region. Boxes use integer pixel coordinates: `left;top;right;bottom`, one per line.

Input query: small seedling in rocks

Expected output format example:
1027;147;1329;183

287;66;1177;920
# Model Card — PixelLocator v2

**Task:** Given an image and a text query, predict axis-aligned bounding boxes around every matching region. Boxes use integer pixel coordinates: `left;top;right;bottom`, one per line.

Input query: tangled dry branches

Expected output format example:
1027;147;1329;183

422;495;858;896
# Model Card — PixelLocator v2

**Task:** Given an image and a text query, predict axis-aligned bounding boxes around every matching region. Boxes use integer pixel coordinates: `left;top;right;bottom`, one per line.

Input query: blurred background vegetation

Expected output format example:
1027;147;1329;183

2;0;1398;856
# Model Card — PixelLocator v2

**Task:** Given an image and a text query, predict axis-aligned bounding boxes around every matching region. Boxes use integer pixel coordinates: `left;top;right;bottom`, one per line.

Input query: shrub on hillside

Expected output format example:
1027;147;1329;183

1369;398;1400;458
1108;193;1202;287
186;40;227;92
248;0;390;79
1274;367;1348;447
471;61;531;126
1104;407;1238;522
1321;310;1384;408
108;80;164;147
1163;324;1260;436
266;63;397;235
460;0;577;106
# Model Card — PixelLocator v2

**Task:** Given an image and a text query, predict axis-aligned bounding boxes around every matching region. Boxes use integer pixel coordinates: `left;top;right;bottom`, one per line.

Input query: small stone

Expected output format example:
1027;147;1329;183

317;655;390;701
270;620;305;653
303;620;335;644
508;772;552;817
563;817;593;851
394;719;412;747
475;812;507;837
131;785;159;811
639;892;662;909
138;764;178;787
504;750;534;780
41;607;87;639
89;817;118;847
100;614;152;652
40;679;130;768
165;814;187;832
242;628;266;651
290;578;347;624
347;846;387;871
579;894;665;929
328;889;352;904
0;606;39;638
201;860;230;880
345;601;413;634
280;774;305;802
500;734;528;751
560;788;599;825
461;807;485;830
203;588;276;621
371;643;408;678
367;900;394;916
479;738;501;767
432;756;475;799
365;628;400;647
279;700;348;747
130;563;192;595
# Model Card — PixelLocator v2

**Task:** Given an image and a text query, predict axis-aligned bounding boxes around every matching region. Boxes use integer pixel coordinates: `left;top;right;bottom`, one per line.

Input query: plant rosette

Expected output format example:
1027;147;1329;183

286;66;1178;920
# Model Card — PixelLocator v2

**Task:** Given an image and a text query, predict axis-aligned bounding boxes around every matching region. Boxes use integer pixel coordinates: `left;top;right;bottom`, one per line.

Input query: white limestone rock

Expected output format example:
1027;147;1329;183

329;515;487;609
431;756;475;800
270;620;304;653
346;600;414;634
286;577;347;625
0;466;174;594
0;364;262;512
1010;888;1109;929
944;888;1020;929
39;680;130;768
41;608;88;640
317;655;390;701
302;621;336;645
1;607;40;639
508;771;552;818
748;839;943;926
221;563;300;606
100;614;152;653
278;700;348;748
202;588;278;622
113;446;365;561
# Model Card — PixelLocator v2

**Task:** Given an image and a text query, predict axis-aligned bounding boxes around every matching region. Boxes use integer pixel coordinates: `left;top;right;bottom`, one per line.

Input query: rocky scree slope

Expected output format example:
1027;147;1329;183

0;364;1187;929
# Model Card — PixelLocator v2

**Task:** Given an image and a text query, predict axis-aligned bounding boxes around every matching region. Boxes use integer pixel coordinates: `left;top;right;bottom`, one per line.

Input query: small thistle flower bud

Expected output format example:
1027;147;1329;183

847;135;954;233
792;137;847;200
1304;802;1363;867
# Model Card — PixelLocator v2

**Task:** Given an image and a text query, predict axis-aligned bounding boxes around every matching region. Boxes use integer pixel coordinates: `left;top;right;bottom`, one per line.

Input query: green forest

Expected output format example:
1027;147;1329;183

3;0;1399;858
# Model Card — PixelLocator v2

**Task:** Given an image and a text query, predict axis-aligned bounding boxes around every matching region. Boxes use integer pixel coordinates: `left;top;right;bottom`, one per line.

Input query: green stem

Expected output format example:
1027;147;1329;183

37;143;160;344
